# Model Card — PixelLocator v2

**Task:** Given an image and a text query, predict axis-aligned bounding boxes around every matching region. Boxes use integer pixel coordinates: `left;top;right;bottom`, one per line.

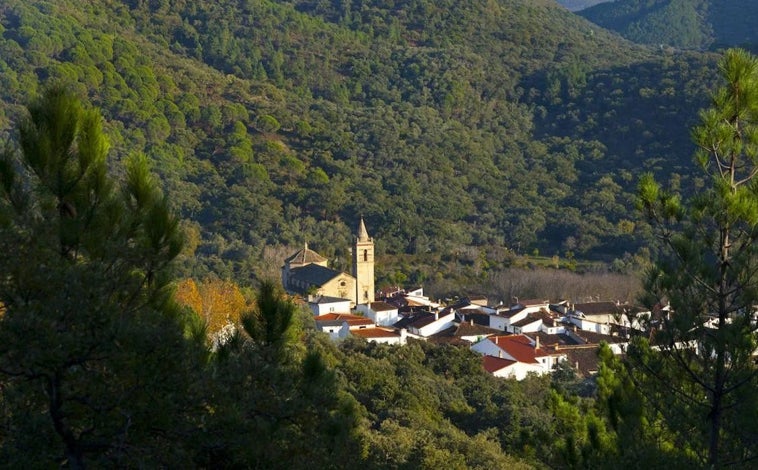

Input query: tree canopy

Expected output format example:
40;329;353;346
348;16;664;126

0;85;202;467
0;0;728;284
600;48;758;467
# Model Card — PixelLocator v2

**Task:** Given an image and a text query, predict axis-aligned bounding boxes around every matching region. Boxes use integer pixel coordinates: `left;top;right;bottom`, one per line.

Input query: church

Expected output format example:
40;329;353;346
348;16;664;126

281;218;375;307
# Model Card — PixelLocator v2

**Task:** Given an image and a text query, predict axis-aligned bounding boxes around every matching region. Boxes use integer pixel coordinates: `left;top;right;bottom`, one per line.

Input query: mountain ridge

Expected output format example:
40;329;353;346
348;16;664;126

579;0;758;51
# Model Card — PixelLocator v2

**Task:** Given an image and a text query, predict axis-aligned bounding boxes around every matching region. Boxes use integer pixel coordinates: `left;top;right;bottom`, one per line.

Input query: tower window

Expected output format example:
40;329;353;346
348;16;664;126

363;249;368;262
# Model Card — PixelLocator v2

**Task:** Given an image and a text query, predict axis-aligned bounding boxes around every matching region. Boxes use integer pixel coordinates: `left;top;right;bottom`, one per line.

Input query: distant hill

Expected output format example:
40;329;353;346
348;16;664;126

0;0;721;282
579;0;758;51
555;0;615;12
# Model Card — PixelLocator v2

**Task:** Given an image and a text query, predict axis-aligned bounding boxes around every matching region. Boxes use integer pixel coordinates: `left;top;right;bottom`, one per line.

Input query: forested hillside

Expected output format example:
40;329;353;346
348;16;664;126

579;0;758;51
0;0;719;283
5;2;758;468
556;0;614;12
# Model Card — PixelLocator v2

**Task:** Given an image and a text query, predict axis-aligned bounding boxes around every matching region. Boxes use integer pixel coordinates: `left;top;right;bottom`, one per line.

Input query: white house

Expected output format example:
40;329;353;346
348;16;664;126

489;299;551;332
471;334;567;380
356;301;400;326
568;315;611;335
351;327;408;345
403;287;440;308
565;301;651;333
512;298;551;311
407;308;457;337
489;308;528;331
452;319;500;343
509;315;543;334
308;295;353;316
509;309;566;335
481;354;542;380
313;313;375;340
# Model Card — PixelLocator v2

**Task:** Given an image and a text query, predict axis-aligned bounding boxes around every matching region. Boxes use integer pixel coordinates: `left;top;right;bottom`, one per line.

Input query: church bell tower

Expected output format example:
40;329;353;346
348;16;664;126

353;217;375;305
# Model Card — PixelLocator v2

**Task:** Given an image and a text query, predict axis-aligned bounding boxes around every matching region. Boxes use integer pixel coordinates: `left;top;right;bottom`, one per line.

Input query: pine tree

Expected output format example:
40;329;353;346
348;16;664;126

0;86;205;467
621;48;758;466
197;281;365;469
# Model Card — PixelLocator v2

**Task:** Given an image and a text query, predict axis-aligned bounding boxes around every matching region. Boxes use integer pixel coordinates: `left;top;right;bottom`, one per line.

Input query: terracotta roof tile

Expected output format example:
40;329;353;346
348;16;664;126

562;347;601;377
351;327;400;338
489;334;557;363
511;316;543;328
498;306;526;318
482;355;517;373
408;313;438;328
369;301;397;311
314;313;374;327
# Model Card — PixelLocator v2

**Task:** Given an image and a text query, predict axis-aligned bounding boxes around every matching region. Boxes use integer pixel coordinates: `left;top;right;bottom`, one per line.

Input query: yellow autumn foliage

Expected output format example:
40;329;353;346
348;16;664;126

175;278;249;336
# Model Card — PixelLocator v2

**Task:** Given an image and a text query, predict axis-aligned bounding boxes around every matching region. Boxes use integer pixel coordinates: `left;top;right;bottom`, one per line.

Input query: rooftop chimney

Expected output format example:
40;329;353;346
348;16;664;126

535;336;540;350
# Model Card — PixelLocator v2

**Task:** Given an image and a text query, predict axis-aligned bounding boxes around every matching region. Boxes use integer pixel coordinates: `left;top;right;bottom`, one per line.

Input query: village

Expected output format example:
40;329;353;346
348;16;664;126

282;219;663;380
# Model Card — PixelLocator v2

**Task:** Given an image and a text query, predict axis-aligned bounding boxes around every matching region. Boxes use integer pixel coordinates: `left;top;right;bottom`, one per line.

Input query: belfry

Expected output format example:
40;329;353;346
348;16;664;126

353;217;375;305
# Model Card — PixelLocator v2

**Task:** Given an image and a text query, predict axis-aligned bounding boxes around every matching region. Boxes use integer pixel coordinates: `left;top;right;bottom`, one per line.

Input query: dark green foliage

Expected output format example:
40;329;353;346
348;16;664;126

330;338;621;469
0;86;204;467
0;0;731;281
605;48;758;467
334;338;534;468
241;279;296;352
0;86;365;467
579;0;711;49
199;299;365;469
557;0;614;12
580;0;758;52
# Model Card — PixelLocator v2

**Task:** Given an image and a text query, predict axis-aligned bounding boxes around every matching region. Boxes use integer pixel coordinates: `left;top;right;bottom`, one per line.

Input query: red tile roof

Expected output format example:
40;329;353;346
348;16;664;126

408;313;438;329
562;347;602;377
489;334;559;364
369;301;398;312
482;355;517;373
498;335;539;363
351;327;401;338
314;313;374;326
511;316;543;328
498;306;526;318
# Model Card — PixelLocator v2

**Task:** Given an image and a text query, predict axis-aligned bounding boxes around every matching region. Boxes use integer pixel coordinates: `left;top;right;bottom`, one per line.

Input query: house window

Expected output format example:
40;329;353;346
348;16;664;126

340;280;346;287
364;290;368;300
363;249;368;262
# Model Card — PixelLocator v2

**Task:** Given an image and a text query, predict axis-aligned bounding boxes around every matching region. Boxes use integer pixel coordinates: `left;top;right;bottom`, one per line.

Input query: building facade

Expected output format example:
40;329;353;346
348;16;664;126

281;219;376;307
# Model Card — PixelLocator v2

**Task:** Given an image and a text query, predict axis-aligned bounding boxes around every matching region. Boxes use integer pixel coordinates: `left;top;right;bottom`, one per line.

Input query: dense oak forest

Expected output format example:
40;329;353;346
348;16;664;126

556;0;614;12
580;0;758;51
0;0;727;288
4;1;758;468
